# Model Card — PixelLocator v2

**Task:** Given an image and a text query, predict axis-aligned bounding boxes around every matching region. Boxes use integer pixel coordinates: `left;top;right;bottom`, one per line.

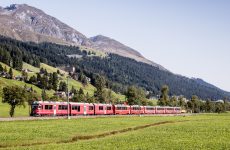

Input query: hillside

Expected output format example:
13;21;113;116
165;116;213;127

0;36;229;100
0;61;125;117
0;4;163;68
0;60;125;100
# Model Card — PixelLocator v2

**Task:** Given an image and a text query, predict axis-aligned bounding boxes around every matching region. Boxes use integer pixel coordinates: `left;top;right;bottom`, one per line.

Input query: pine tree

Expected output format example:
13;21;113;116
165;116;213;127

52;72;58;91
3;66;7;72
94;75;106;103
8;68;13;79
0;63;3;72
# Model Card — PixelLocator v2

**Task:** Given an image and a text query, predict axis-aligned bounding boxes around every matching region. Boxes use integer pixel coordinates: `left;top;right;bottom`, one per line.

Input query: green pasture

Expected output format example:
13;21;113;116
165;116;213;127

0;113;229;149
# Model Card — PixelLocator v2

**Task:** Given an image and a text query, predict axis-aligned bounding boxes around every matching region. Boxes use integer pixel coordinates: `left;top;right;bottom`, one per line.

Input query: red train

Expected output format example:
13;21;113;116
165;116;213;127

30;101;181;116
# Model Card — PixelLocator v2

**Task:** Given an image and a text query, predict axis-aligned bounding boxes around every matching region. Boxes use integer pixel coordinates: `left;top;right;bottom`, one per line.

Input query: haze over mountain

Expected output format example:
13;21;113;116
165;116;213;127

0;4;165;70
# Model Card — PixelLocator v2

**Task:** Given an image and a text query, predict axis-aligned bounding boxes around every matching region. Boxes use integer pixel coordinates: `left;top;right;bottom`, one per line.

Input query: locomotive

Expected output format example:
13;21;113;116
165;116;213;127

31;101;181;116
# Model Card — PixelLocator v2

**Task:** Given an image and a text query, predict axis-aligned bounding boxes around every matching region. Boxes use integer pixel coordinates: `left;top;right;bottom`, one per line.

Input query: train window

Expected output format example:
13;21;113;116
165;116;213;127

157;108;164;110
147;107;154;110
116;106;127;110
107;106;112;110
122;107;127;110
175;108;181;110
99;106;103;110
45;105;53;110
89;106;94;110
72;106;81;112
167;108;174;110
59;105;68;110
133;107;140;110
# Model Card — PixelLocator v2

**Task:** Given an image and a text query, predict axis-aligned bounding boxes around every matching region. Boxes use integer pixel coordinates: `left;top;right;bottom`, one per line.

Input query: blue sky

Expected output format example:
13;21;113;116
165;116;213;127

1;0;230;91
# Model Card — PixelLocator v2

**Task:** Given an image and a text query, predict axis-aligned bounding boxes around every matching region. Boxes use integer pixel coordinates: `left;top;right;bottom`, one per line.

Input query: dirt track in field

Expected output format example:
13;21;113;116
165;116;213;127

0;113;192;122
67;120;189;143
0;119;190;149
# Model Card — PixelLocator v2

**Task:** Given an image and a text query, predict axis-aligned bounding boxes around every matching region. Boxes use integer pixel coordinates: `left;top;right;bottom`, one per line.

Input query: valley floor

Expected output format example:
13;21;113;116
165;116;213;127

0;113;229;149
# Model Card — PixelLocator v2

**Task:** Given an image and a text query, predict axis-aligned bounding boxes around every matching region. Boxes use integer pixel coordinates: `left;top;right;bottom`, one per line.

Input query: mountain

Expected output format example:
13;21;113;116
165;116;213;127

0;36;229;100
0;4;91;46
0;4;165;69
90;35;166;70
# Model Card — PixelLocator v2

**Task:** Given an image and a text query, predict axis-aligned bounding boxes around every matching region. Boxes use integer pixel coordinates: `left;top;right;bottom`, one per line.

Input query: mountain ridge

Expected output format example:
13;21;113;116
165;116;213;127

0;35;229;99
0;4;166;70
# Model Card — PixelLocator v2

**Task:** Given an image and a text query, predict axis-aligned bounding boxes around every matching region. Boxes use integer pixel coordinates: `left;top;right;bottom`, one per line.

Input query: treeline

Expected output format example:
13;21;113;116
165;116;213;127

158;85;230;113
0;35;229;100
0;43;40;70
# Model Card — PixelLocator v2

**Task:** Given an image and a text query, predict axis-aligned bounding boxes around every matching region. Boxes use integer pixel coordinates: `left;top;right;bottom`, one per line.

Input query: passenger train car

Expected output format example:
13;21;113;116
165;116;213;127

30;101;181;116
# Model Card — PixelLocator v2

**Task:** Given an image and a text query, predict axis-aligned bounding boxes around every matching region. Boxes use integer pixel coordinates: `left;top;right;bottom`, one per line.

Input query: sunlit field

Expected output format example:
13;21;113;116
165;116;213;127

0;113;229;149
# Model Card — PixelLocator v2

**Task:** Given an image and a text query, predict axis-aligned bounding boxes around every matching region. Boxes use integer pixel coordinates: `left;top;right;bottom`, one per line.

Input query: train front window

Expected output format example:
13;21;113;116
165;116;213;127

31;105;38;111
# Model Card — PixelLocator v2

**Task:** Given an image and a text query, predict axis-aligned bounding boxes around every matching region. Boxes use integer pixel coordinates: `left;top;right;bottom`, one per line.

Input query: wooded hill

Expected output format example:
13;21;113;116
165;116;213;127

0;35;229;100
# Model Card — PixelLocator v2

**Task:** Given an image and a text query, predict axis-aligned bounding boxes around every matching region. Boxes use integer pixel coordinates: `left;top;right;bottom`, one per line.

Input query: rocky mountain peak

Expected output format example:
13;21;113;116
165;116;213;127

0;4;166;70
0;4;90;46
90;35;143;57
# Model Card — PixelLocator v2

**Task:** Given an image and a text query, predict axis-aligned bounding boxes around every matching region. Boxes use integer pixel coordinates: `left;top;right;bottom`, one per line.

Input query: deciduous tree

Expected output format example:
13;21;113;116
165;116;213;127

2;86;27;117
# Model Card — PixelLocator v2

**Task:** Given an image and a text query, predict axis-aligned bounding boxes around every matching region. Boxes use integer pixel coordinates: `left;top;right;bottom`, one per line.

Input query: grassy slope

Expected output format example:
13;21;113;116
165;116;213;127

0;77;54;117
0;62;125;117
26;62;124;99
0;113;229;149
0;62;21;76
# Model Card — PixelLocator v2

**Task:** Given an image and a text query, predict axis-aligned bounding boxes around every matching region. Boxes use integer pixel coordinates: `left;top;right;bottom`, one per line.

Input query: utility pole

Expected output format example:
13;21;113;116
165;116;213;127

67;76;70;119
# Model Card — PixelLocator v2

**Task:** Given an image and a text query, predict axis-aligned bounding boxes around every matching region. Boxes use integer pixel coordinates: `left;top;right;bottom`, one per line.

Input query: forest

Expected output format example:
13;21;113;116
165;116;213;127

0;35;229;100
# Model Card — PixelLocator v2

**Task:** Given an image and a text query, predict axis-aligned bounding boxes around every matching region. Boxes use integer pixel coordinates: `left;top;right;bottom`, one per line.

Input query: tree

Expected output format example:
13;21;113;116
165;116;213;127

125;86;146;105
12;56;23;71
3;66;7;72
72;88;85;102
22;70;28;82
215;102;224;113
8;68;13;79
2;86;27;117
41;89;48;101
29;75;37;84
70;86;77;94
94;75;106;103
158;85;169;106
52;72;58;91
25;90;39;115
59;81;67;92
0;63;3;72
188;95;200;113
205;100;213;112
57;70;60;74
170;96;177;106
178;96;187;109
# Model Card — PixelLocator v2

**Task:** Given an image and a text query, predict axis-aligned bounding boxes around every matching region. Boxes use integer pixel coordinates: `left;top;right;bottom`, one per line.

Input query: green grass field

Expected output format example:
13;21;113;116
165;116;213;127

0;113;229;149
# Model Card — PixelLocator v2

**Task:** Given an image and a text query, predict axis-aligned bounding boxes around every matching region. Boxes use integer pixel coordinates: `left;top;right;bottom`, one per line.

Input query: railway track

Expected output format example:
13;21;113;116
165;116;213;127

0;113;191;121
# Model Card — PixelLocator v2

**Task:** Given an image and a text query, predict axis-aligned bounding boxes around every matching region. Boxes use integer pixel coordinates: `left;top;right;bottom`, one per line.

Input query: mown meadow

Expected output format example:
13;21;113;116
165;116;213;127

0;113;229;149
